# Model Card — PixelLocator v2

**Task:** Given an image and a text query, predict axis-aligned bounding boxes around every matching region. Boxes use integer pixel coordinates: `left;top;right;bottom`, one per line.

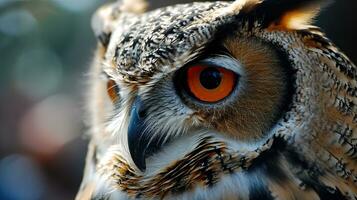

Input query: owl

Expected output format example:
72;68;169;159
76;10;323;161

76;0;357;199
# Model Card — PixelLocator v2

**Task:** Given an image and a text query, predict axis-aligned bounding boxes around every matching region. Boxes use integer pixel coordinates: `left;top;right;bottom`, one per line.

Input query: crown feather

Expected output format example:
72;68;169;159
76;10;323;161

91;0;148;46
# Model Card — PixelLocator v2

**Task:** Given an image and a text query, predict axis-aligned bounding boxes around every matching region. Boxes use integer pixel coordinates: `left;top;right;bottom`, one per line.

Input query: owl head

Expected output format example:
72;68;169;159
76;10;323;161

77;0;357;199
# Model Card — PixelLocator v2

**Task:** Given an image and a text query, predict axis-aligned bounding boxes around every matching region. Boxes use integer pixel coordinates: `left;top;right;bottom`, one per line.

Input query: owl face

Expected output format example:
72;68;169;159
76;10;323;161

100;0;292;170
78;0;357;199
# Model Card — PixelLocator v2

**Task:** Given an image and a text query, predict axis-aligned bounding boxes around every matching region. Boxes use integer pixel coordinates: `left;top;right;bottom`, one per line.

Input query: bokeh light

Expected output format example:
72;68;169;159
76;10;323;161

0;0;101;198
0;155;45;200
51;0;98;12
13;47;63;99
19;95;81;157
0;9;37;36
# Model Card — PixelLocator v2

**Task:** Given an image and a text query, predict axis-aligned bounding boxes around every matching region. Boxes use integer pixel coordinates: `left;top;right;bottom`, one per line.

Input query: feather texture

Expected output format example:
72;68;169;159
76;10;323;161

77;0;357;199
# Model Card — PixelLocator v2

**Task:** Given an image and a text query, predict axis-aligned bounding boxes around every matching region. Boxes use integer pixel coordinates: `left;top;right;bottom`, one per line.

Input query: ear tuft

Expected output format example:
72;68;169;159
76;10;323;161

91;0;148;47
285;8;320;28
250;0;331;30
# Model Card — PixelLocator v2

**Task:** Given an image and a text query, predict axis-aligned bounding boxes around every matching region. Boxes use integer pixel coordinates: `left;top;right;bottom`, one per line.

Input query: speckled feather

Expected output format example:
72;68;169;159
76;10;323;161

100;1;253;82
97;136;271;198
77;0;357;199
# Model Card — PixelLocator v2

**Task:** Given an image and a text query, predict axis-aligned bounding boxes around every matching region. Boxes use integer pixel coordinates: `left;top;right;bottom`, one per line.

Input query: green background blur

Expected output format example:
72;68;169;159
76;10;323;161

0;0;356;199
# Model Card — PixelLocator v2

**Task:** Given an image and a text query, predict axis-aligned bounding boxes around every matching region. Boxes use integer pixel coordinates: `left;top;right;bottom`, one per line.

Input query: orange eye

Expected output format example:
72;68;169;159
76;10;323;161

107;80;119;102
186;65;237;102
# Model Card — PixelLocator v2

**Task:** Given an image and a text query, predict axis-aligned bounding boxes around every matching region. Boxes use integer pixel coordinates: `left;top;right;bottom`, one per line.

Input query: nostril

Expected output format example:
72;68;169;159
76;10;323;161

138;108;147;118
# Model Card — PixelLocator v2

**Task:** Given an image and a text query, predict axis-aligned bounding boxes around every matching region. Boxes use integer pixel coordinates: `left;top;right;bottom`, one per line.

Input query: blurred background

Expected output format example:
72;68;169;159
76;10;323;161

0;0;356;199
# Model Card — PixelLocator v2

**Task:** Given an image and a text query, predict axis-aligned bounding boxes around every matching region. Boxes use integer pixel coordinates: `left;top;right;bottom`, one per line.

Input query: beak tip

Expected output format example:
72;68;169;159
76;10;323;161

134;158;146;172
129;148;146;172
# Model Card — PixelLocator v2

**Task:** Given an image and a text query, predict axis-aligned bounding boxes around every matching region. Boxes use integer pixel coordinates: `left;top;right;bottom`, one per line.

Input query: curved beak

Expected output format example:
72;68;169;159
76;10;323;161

128;97;164;172
128;97;147;171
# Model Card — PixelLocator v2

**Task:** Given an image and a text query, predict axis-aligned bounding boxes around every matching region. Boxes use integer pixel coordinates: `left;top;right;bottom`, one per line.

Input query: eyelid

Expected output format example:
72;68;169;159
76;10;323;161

198;55;244;76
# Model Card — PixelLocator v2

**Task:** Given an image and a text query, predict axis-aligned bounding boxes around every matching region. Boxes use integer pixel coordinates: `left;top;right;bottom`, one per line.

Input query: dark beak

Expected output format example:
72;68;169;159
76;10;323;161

128;97;163;172
128;97;147;171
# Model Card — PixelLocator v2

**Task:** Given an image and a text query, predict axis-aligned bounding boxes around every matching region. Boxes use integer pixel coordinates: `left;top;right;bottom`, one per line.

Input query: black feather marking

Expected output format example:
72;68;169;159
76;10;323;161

283;145;350;200
248;177;275;200
246;137;287;200
306;182;348;200
98;32;112;47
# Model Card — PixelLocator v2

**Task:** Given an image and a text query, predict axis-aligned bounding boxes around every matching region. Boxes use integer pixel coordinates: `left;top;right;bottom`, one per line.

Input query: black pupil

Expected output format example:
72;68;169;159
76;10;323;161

199;67;222;89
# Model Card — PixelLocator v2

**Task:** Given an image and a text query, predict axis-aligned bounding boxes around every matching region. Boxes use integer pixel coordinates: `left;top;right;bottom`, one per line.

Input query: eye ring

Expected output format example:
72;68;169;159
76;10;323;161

185;64;238;103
